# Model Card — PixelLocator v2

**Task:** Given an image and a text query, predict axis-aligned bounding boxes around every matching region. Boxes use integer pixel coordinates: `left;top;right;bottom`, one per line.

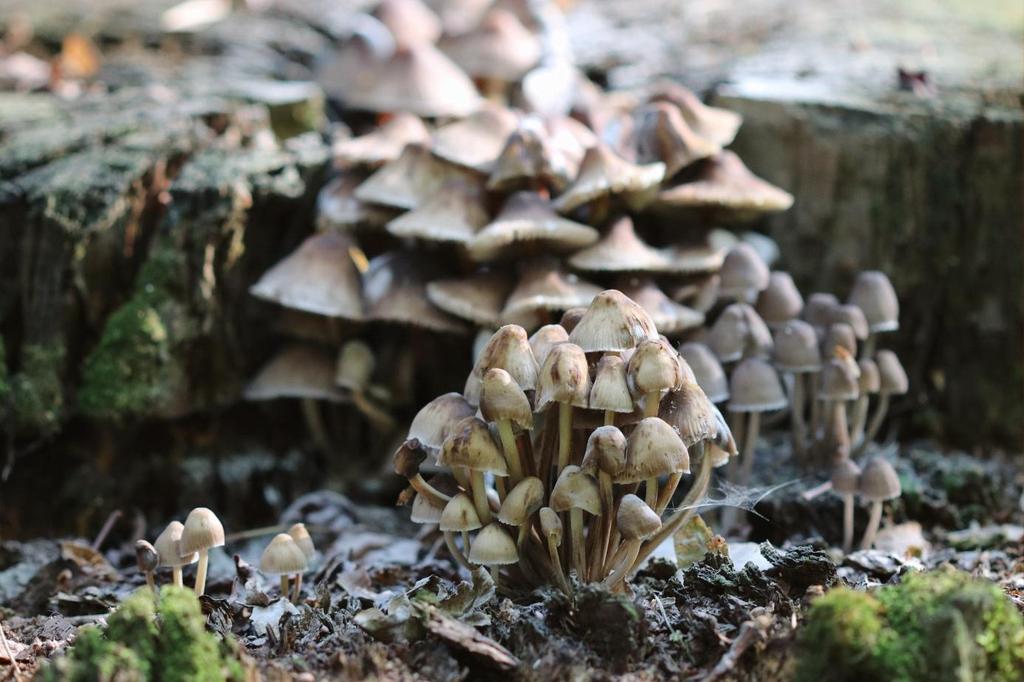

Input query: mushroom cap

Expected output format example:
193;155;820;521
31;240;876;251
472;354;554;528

568;289;658;353
439;8;541;80
501;261;602;327
859;458;901;501
410;492;445;524
831;458;862;496
756;271;803;326
553;144;665;213
260;533;308;575
655;151;793;213
559;307;587;334
550;465;601;514
627;337;686;397
244;344;349;403
849;271;899;332
249;232;363;320
618;278;703;335
858;359;881;394
876;350;909;395
616;494;662;540
154;521;198;568
830;304;869;341
818;357;860;402
622;417;690;482
772;319;822;373
487;122;575;193
718;243;770;302
568;217;674;274
316;25;393;101
469;523;519;565
465;324;540;405
528;324;569;369
648;81;742;147
393;437;429;479
728;358;787;412
480;367;534;429
432;103;521;172
438;416;508;475
823;323;858;358
180;508;225;554
498;477;545;525
371;0;442;47
356;143;477;211
317;173;400;232
707;303;773;363
589;355;635;413
679;342;729;403
287;523;316;559
581;425;627;477
333;112;430;168
363;251;468;333
803;292;840;329
426;270;513;327
135;540;159;573
633;102;720;178
345;44;481;118
469;191;599;261
408;392;476;453
658;383;719;447
439;493;482;531
535;342;591;410
335;340;375;392
386;177;488;244
539;507;562;544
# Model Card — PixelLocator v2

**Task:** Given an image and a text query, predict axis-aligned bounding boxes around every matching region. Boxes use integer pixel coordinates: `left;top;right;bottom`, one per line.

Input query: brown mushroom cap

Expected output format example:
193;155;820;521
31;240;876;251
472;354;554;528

633;102;720;178
830;304;870;341
180;508;225;555
469;191;600;261
356;143;478;211
616;494;662;540
465;324;540;404
410;493;445;524
589;355;635;414
728;358;787;412
480;367;534;429
679;342;729;403
438;416;508;475
858;457;901;501
439;493;482;531
553;143;665;213
621;417;690;482
756;271;804;326
618;278;704;334
487;121;575;192
858;359;881;394
468;523;519;565
568;289;658;353
849;271;899;332
559;307;587;334
535;342;591;411
803;292;840;330
333;113;430;168
439;8;541;80
154;521;198;568
385;177;488;244
818;357;860;402
498;477;545;525
707;303;773;363
580;425;627;477
539;506;563;544
260;533;308;575
287;523;315;559
648;81;742;147
363;251;468;333
550;465;601;514
250;232;363;320
567;216;674;274
371;0;442;47
432;104;521;172
135;540;159;573
823;323;858;357
772;319;822;373
875;350;909;395
655;151;794;213
718;243;770;302
528;324;569;368
426;270;513;327
345;44;481;118
628;337;686;398
658;383;720;447
500;261;602;327
408;392;476;453
831;458;862;496
245;344;349;403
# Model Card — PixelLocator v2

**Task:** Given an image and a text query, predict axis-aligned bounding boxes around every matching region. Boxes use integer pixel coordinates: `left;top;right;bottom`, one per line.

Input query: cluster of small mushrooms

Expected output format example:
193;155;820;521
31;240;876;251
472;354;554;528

133;508;315;604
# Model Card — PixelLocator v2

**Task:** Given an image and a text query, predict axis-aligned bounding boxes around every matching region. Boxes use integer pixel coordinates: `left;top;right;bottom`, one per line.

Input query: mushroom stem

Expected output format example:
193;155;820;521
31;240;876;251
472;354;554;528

591;471;615;579
461;531;471;554
352;391;396;432
408;474;452;506
556;402;573;474
603;410;615;427
496;419;524;484
602;540;641;588
546;536;571;594
645;477;659;509
172;566;183;588
861;393;891;451
738;412;761;487
656;442;701;516
300;398;331;452
789;372;807;460
569;508;586;580
850;395;870;447
809;372;822;437
444;531;473;571
280;575;290;600
489;565;500;588
144;571;156;593
470;470;493;523
291;574;303;604
194;549;210;595
643;391;660;418
842;493;855;554
860;500;884;550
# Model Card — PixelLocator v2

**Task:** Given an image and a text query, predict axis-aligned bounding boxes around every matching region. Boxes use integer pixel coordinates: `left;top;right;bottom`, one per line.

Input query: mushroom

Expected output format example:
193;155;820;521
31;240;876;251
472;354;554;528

135;540;159;593
154;521;197;588
393;438;453;505
589;355;635;425
648;81;742;147
335;340;394;432
438;8;541;96
439;493;481;571
432;104;521;172
550;465;601;579
528;324;569;369
858;458;902;550
622;416;689;511
728;358;787;489
438;417;508;523
756;271;804;327
679;342;729;404
469;192;600;262
406;392;475;457
567;217;673;274
370;0;442;48
356;144;477;212
180;508;225;596
848;271;899;357
654;151;794;219
559;307;587;334
288;523;315;561
633;102;720;178
627;337;685;419
707;303;773;364
535;343;590;478
718;243;771;303
823;322;858;358
817;353;860;460
861;350;909;449
831;458;861;554
602;495;661;588
363;251;469;333
498;476;545;576
480;367;533;482
468;523;518;586
333;112;430;168
850;359;880;447
427;270;514;327
567;289;658;353
580;425;627;578
385;177;489;245
260;533;308;604
464;324;539;406
500;260;602;328
618;278;704;335
772;319;822;459
487;122;575;193
553;143;665;216
803;292;840;335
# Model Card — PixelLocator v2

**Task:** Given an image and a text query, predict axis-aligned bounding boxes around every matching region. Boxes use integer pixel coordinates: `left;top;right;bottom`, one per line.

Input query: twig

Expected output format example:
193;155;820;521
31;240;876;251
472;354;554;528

700;620;764;682
92;510;122;550
0;622;21;676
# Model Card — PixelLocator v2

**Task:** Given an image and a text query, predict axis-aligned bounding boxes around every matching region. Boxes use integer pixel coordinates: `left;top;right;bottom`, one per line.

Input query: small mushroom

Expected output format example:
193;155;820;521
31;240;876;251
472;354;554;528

385;178;489;245
406;392;475;457
287;523;316;561
550;465;601;579
370;0;442;48
333;112;430;168
553;143;665;215
568;289;658;353
439;493;482;570
622;417;690;510
468;523;519;586
498;477;545;577
432;104;521;172
602;495;661;588
464;324;539;406
528;324;569;369
850;359;880;446
679;342;729;404
589;355;635;424
538;507;570;593
154;521;197;588
469;191;599;262
438;417;508;523
728;358;787;490
427;270;514;327
580;425;627;578
848;271;899;356
627;338;685;419
568;217;673;274
633;102;720;178
861;350;909;449
180;508;225;596
500;260;602;328
858;458;902;550
439;8;541;93
260;533;308;604
135;540;159;593
831;459;861;554
718;243;771;303
480;367;533;483
535;343;590;477
393;438;453;505
618;278;704;335
756;271;804;327
772;319;822;459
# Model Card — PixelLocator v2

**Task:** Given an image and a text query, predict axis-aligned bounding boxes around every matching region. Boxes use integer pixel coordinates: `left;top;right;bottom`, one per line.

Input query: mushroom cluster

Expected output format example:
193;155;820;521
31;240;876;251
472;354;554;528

394;289;737;591
246;0;793;456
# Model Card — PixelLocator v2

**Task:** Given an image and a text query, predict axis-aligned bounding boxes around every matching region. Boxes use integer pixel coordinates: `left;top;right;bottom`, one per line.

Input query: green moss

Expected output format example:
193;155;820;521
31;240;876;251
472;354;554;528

9;342;65;435
38;587;244;682
797;569;1024;682
77;246;189;419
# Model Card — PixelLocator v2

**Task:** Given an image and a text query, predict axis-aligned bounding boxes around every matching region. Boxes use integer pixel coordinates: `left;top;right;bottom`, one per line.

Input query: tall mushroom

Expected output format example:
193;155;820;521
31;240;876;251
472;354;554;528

861;350;909;449
858;458;902;550
153;521;196;588
538;507;569;593
602;494;662;588
550;465;601;580
535;342;590;480
480;367;533;483
627;337;685;419
589;355;634;425
260;533;308;604
438;417;507;523
831;458;861;554
180;508;225;596
498;477;545;576
848;271;899;357
580;425;627;578
772;319;821;459
727;358;787;488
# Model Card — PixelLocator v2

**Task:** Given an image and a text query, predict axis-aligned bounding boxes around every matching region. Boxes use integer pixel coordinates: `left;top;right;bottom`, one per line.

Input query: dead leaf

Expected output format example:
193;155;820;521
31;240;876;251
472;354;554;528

59;542;118;580
421;605;518;671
